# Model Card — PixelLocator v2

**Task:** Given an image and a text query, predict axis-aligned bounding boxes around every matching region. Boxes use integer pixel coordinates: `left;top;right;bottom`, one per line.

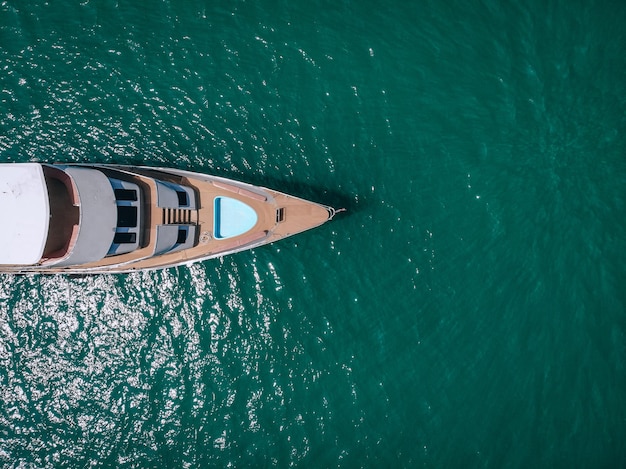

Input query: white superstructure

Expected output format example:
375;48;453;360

0;164;50;265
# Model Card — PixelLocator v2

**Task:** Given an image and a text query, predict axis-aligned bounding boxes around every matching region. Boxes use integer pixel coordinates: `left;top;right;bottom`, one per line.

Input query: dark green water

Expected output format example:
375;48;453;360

1;0;625;467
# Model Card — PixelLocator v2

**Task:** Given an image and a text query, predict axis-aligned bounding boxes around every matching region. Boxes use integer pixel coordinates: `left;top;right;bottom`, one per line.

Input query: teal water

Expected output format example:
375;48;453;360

1;0;625;466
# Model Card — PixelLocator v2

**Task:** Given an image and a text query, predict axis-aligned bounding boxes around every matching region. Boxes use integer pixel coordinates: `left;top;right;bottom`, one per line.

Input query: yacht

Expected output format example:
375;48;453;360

0;163;336;274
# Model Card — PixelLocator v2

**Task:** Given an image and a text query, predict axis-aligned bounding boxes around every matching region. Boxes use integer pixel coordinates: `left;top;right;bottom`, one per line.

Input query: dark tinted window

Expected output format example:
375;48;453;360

114;232;137;244
176;190;189;206
117;206;138;227
114;189;138;201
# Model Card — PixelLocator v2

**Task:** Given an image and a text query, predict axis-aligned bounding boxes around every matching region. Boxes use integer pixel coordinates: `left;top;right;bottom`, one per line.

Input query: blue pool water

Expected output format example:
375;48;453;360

214;196;258;239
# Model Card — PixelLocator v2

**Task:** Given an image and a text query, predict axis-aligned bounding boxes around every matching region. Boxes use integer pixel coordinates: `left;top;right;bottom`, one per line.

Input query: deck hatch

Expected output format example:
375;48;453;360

276;207;285;222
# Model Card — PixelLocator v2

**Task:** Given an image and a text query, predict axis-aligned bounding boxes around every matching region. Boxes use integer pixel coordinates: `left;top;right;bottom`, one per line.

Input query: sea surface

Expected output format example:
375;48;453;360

1;1;625;467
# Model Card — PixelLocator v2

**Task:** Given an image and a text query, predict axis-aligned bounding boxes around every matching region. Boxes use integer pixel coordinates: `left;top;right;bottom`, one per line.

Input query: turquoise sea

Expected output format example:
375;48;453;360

1;1;625;467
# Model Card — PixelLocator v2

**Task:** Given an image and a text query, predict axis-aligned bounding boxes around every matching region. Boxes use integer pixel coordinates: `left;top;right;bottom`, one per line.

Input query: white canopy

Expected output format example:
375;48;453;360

0;163;50;265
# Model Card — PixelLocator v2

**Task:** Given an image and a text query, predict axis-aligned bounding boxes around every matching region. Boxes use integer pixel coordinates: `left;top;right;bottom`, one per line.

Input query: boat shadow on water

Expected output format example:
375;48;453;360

209;172;361;219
